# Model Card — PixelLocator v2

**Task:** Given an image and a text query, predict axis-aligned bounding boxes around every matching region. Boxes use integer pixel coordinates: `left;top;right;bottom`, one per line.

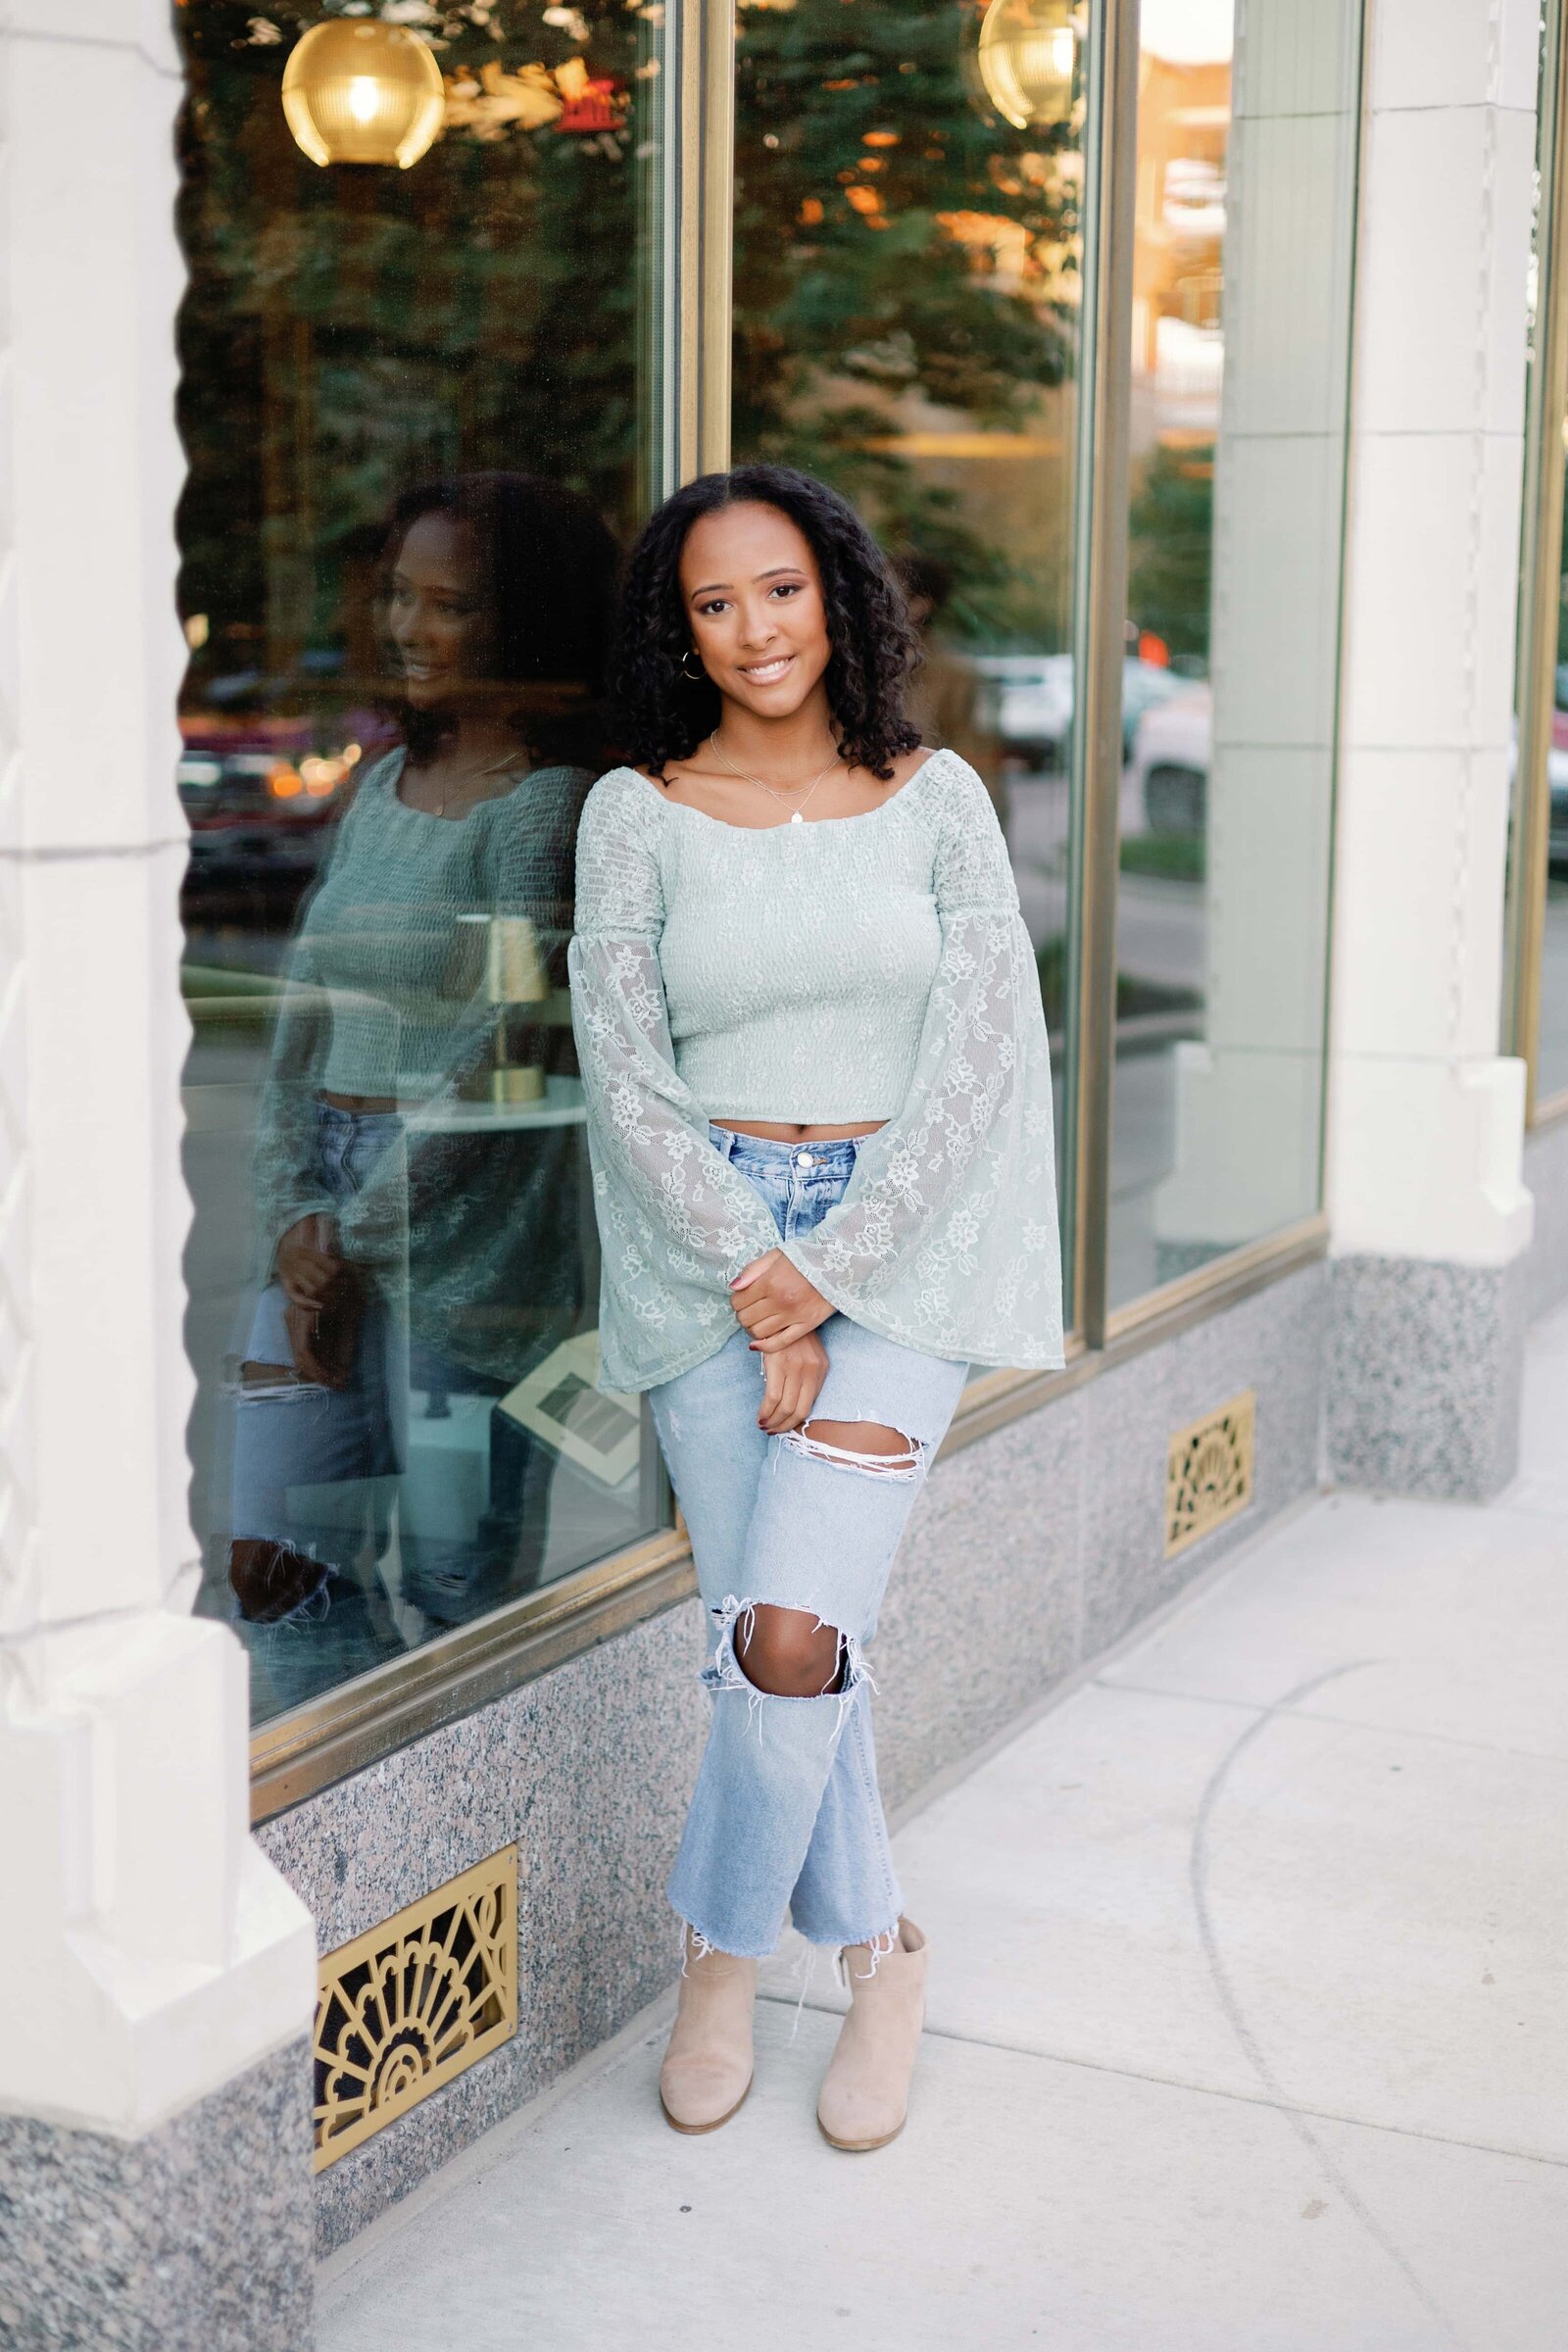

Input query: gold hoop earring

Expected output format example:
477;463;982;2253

680;649;704;681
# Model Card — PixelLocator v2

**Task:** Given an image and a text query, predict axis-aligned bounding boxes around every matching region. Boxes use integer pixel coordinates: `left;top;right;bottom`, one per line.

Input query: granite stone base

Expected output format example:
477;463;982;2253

1326;1251;1529;1500
0;2039;313;2352
1524;1114;1568;1318
261;1262;1328;2257
258;1597;710;2258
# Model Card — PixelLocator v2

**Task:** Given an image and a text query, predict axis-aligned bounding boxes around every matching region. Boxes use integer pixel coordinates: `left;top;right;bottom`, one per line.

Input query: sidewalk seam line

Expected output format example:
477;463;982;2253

755;1997;1568;2174
1095;1677;1568;1764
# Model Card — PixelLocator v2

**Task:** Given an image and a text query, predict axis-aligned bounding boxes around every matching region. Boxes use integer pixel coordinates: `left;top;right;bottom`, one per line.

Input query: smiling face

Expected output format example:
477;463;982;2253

386;510;492;712
679;501;834;725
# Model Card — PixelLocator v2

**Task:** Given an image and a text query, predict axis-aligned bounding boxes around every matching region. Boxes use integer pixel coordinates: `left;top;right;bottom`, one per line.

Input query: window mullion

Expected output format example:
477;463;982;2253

1068;0;1141;1351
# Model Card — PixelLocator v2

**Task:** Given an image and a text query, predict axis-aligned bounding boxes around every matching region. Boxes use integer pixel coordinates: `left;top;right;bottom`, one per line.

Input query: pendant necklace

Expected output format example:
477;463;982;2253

423;747;522;818
708;732;843;825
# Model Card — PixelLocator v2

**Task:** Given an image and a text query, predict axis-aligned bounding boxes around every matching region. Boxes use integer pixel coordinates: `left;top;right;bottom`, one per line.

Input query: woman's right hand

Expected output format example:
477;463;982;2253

275;1213;340;1308
758;1330;829;1435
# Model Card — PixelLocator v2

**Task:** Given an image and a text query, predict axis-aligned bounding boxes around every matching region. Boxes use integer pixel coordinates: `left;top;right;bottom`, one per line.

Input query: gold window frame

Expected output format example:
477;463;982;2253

1508;0;1568;1130
249;0;1346;1819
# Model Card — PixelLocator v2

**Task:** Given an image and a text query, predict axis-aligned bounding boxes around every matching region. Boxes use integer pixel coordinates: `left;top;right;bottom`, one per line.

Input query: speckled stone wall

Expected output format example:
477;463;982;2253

0;2039;312;2352
259;1598;709;2259
875;1261;1329;1812
1524;1117;1568;1316
1325;1251;1530;1500
259;1260;1328;2261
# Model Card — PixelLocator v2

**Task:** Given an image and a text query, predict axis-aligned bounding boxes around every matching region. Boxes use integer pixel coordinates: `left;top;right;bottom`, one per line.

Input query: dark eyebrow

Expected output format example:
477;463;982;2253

687;565;805;598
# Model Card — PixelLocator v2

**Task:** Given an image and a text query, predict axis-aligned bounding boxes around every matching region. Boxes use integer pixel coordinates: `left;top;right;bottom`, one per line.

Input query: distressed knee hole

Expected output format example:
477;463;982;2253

780;1419;924;1481
735;1601;846;1698
703;1594;877;1739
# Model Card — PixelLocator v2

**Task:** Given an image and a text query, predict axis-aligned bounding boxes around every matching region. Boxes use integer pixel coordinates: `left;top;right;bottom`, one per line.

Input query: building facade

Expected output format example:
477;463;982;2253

1;0;1564;2341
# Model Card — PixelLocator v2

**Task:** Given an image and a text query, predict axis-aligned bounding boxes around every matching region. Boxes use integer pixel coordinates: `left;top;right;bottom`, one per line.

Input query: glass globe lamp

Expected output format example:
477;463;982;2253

976;0;1080;131
282;20;446;171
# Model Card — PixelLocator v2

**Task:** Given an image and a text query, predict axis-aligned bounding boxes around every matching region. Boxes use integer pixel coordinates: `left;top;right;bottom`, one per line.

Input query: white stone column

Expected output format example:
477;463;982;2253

0;7;316;2343
1325;0;1541;1494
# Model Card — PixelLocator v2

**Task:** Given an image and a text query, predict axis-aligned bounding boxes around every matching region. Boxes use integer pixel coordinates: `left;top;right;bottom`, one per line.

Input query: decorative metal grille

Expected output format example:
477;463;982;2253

1165;1391;1255;1559
313;1846;517;2171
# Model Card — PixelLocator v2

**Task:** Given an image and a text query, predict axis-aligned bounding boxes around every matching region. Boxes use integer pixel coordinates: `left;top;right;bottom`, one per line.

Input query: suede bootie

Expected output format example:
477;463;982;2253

659;1932;757;2133
816;1917;928;2151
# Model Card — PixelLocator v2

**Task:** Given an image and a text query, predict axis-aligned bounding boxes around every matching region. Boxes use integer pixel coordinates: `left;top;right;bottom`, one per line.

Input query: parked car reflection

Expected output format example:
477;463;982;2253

179;713;376;926
1128;680;1211;836
974;651;1184;772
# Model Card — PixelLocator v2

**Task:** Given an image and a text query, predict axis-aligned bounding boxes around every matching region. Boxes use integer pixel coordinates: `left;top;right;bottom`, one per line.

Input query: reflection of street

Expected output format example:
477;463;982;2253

1005;765;1208;1301
1005;767;1205;993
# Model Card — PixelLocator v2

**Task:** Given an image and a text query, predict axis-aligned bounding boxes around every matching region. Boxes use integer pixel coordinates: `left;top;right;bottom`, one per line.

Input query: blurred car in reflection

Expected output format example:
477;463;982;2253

1125;689;1568;857
973;653;1181;771
973;654;1074;769
178;719;368;923
1128;682;1211;835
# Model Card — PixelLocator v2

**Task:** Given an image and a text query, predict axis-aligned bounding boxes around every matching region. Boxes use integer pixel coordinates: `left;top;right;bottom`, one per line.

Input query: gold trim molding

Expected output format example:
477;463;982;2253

1165;1391;1255;1560
314;1847;517;2171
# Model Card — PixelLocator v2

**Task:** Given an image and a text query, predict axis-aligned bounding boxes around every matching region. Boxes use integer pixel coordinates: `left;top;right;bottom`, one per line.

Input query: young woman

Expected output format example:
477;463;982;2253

570;466;1063;2151
230;472;618;1698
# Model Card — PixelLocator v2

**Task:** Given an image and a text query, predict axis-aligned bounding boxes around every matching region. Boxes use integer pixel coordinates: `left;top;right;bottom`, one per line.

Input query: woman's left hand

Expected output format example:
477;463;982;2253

730;1248;833;1351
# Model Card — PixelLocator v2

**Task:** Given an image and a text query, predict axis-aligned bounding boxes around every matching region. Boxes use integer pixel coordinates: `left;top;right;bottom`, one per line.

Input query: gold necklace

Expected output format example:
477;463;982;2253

708;732;843;825
421;747;522;818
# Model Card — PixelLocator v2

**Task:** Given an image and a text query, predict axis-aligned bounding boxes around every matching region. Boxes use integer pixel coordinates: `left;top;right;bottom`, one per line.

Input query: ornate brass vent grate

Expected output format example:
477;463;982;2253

1165;1391;1254;1558
314;1846;517;2171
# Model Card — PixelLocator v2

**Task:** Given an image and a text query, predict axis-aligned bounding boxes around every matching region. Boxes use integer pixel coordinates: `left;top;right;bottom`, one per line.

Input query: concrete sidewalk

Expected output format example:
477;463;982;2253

317;1304;1568;2352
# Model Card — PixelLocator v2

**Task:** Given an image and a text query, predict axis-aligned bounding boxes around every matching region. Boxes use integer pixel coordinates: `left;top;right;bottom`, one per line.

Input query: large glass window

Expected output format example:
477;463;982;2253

1105;0;1360;1305
177;2;665;1728
729;0;1089;1321
174;0;1366;1771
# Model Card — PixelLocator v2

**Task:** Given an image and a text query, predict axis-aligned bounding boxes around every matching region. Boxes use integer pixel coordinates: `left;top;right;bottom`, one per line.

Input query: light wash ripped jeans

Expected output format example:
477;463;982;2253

649;1126;968;1960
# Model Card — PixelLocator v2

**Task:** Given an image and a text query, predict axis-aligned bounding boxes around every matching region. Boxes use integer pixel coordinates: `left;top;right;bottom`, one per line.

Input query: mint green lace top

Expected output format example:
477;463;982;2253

568;751;1064;1391
252;750;592;1379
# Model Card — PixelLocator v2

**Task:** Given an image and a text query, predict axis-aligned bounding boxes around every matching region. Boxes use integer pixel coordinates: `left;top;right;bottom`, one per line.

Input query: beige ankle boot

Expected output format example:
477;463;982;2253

659;1932;758;2133
816;1917;927;2151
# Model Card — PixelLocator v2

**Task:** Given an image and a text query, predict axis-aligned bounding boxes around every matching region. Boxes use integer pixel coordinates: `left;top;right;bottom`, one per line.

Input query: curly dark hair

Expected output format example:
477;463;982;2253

612;466;921;782
379;472;620;771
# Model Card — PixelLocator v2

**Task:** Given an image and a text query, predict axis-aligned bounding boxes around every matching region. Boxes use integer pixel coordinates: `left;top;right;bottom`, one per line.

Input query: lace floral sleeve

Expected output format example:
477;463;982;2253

568;770;780;1391
780;759;1064;1370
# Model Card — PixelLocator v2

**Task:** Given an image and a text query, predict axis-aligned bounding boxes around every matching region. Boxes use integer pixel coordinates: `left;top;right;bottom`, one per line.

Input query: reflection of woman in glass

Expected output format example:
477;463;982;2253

572;466;1062;2150
230;473;618;1698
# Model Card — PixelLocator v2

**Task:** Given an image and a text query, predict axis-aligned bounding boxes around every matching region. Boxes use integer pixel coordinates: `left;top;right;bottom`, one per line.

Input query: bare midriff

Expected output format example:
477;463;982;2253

319;1089;399;1112
712;1117;887;1142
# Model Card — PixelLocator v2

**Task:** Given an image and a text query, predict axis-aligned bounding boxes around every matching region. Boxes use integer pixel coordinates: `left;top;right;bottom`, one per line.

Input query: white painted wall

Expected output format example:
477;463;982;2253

1327;0;1540;1266
0;1;314;2136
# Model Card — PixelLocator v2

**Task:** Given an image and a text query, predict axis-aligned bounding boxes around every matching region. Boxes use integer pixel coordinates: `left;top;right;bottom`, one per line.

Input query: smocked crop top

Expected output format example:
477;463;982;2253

568;751;1064;1393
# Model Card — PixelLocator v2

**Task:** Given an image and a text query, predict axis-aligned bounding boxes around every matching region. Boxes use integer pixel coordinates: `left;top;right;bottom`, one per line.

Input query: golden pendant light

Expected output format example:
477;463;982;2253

282;20;446;171
975;0;1080;131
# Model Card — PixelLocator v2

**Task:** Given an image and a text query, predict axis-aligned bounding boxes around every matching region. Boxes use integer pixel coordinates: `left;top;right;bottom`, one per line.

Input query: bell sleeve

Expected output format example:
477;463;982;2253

568;773;781;1391
779;760;1065;1371
250;928;340;1277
